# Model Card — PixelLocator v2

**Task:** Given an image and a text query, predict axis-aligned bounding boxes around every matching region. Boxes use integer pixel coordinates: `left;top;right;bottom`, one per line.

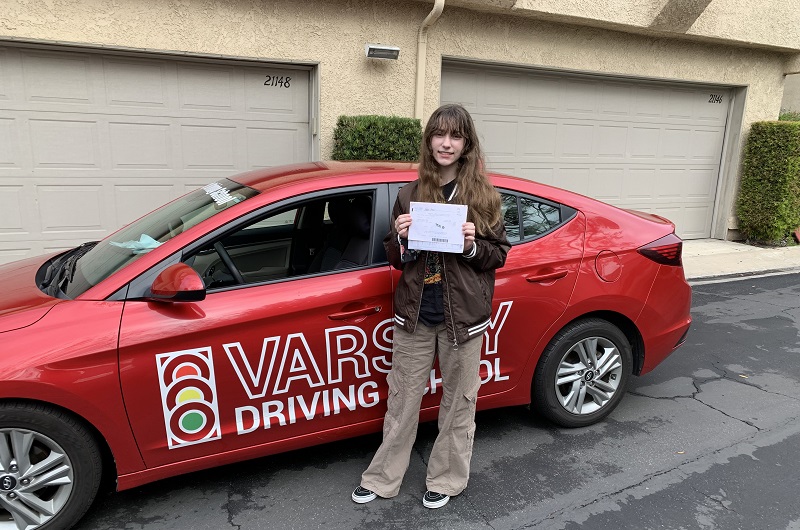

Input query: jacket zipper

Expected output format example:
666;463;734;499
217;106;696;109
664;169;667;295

410;252;425;333
441;255;458;348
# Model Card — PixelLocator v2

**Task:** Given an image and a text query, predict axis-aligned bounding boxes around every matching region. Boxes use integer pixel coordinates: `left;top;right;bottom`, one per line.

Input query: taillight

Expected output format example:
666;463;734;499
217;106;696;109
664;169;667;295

638;233;683;266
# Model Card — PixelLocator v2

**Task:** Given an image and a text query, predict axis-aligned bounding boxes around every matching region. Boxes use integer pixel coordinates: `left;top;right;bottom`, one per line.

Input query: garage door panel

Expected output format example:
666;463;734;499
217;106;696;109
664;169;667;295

588;168;624;201
178;65;237;111
181;124;237;169
484;73;522;110
564;81;598;113
479;119;519;157
104;59;170;108
441;69;479;107
692;129;725;159
21;52;94;105
686;168;718;198
632;86;669;118
0;186;26;235
0;45;313;264
559;123;593;157
0;49;10;100
29;118;100;168
0;118;20;167
245;68;308;118
245;125;309;168
656;169;686;199
522;121;557;156
558;168;591;193
624;168;657;200
109;122;173;169
665;89;696;119
523;76;560;111
629;127;660;159
38;184;106;234
599;83;632;116
696;92;729;121
661;127;693;159
595;125;628;158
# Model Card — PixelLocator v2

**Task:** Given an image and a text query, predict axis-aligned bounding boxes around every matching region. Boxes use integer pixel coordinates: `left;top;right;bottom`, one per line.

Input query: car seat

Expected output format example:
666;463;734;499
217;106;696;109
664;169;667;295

307;195;372;272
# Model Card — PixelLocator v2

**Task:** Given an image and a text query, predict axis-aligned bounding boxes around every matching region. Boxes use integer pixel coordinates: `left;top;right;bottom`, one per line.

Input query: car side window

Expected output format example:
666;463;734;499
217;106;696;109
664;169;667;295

499;191;576;244
184;192;375;290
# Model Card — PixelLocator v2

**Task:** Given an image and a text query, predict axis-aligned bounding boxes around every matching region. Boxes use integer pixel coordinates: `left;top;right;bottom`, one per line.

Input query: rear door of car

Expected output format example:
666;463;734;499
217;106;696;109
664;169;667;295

483;190;585;395
118;184;395;468
386;183;585;406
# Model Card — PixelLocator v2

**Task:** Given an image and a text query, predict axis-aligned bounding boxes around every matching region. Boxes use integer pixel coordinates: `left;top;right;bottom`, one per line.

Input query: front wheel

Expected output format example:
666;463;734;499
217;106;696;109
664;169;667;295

0;403;102;530
533;318;632;428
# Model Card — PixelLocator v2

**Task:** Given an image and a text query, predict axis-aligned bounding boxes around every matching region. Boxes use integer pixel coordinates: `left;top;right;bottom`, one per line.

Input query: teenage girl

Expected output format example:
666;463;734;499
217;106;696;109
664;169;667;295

352;103;510;509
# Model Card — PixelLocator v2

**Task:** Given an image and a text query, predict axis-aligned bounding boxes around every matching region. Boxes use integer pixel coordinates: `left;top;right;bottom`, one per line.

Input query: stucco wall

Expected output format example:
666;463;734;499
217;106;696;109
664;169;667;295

0;0;791;237
434;0;800;52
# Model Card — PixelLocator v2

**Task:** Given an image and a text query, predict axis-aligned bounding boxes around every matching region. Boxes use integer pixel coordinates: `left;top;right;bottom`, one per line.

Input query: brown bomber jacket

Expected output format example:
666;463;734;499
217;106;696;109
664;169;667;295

384;180;511;346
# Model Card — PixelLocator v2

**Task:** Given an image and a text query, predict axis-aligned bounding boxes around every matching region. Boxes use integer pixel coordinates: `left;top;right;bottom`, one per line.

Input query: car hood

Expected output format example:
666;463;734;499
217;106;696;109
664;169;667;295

0;255;62;333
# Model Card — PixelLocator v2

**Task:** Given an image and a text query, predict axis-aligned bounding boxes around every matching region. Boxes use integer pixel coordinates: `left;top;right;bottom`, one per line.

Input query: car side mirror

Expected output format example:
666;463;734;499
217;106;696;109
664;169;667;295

146;263;206;302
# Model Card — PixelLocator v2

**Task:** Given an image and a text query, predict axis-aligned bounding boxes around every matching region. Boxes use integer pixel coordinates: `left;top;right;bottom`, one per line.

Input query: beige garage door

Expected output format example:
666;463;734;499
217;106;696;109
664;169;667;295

0;45;312;264
442;63;731;239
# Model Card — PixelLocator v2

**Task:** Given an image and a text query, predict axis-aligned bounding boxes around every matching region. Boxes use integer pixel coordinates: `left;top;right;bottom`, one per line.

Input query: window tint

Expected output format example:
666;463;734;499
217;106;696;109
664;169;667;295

521;197;561;238
500;193;520;242
185;193;374;290
499;190;573;243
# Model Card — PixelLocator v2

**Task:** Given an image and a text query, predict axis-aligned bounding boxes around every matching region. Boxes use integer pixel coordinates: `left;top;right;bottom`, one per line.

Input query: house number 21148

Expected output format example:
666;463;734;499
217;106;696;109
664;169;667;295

265;75;291;88
708;94;723;104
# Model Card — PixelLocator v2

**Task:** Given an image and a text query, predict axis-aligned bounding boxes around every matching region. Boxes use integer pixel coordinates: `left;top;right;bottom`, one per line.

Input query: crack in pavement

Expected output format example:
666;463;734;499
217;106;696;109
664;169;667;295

511;413;800;530
691;486;740;515
630;358;800;433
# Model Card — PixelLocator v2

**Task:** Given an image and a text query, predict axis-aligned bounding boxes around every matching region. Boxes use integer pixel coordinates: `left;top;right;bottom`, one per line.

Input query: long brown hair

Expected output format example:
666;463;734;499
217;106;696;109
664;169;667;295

417;104;501;236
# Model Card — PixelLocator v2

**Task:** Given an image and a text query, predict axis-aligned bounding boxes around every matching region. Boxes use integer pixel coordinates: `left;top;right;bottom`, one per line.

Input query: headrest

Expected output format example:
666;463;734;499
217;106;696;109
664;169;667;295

329;195;371;237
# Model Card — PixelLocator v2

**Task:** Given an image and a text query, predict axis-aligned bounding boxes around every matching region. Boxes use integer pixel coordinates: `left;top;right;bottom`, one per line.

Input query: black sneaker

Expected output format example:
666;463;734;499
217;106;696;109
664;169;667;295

422;490;450;509
352;486;377;504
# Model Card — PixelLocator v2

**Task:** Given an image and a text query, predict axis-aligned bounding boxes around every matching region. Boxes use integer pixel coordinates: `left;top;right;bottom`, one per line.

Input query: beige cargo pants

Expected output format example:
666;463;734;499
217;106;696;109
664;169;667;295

360;322;482;498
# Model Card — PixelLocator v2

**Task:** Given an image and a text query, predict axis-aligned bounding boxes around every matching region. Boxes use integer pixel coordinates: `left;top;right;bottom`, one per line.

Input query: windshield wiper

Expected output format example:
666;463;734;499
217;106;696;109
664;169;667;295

40;242;98;295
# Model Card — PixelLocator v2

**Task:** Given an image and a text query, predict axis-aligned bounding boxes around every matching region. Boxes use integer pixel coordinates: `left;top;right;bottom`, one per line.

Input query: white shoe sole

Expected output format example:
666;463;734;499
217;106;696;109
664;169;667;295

423;495;450;509
352;491;377;504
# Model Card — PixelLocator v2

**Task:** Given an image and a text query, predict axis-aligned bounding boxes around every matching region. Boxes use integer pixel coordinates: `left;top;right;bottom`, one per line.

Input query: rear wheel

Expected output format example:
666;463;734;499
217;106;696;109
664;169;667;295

533;318;632;427
0;403;102;530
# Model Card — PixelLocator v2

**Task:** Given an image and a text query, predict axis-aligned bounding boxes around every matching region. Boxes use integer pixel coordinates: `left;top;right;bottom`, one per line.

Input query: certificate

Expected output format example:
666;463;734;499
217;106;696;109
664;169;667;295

407;201;468;253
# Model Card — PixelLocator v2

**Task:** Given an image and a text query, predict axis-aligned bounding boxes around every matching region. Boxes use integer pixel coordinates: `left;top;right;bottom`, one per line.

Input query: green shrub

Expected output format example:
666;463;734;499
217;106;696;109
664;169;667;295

736;121;800;243
779;110;800;121
332;115;422;162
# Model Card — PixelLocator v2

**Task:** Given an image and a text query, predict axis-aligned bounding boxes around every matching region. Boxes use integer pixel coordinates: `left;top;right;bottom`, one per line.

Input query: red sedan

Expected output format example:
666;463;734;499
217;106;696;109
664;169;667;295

0;162;691;529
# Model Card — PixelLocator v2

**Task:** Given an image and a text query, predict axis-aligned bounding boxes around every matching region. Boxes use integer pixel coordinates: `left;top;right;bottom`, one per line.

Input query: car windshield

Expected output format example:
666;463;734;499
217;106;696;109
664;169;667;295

58;179;258;299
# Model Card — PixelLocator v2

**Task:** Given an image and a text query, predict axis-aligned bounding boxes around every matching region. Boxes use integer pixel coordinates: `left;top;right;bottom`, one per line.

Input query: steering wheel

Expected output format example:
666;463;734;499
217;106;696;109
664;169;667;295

213;242;246;284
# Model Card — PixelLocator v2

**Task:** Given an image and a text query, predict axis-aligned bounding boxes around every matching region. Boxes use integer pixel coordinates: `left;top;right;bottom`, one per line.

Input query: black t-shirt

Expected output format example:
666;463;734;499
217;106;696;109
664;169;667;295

418;179;457;327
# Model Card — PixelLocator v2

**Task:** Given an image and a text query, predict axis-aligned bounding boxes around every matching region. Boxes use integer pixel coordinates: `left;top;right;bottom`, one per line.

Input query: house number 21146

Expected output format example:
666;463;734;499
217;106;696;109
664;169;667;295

265;75;291;88
708;94;723;104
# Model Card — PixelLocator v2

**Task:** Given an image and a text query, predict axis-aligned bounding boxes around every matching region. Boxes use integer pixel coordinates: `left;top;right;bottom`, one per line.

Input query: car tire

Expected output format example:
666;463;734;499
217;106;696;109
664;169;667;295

533;318;632;428
0;402;102;530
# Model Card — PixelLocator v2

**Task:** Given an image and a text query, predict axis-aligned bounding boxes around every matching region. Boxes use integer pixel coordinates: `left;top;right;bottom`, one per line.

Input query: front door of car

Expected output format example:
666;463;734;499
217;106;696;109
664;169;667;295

118;186;395;468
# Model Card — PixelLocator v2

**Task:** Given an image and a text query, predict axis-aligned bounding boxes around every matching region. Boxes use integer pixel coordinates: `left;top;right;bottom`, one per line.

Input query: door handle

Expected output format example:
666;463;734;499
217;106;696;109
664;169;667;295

328;306;382;320
525;270;568;283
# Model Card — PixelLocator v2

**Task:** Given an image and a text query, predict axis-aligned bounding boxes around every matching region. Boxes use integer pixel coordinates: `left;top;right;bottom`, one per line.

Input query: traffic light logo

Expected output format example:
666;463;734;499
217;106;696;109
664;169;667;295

157;347;222;449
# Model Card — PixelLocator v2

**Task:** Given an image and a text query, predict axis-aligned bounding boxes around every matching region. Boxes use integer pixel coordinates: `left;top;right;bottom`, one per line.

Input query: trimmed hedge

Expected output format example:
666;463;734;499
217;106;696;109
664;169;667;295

332;115;422;162
736;121;800;242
